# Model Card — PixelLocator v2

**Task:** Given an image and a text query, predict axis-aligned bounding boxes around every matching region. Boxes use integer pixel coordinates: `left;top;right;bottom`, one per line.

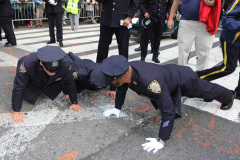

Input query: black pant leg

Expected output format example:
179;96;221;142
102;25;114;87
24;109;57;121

0;16;16;45
115;26;129;60
197;37;239;81
141;21;154;59
47;13;55;42
152;21;165;59
233;47;240;93
181;78;233;105
96;24;114;63
0;21;2;39
54;11;63;42
139;15;144;47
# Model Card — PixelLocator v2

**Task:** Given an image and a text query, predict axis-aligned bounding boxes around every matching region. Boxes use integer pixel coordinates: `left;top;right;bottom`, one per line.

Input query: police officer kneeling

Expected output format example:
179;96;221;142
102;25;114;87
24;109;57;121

101;55;236;153
12;46;82;124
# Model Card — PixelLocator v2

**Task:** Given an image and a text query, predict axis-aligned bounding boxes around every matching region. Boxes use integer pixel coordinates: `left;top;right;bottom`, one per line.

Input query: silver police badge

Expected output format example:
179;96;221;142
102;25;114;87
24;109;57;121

52;61;58;67
148;80;161;93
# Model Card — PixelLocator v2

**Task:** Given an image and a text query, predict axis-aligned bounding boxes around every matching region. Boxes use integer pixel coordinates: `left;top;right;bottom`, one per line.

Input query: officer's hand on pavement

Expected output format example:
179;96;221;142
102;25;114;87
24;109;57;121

167;19;174;29
144;12;149;19
142;138;165;153
204;0;215;7
106;90;116;98
69;104;83;113
65;94;71;102
104;108;120;118
123;18;131;27
12;112;28;124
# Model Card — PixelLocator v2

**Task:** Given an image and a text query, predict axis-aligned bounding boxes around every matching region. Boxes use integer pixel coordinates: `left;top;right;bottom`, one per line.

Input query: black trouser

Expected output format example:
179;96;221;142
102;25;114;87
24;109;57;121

197;37;240;94
0;21;2;39
47;12;63;42
141;20;165;59
96;24;129;63
0;16;16;45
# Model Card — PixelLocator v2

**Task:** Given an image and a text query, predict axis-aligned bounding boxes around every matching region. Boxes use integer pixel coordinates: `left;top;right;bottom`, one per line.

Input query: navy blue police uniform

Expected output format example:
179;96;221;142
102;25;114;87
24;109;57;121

63;53;112;94
139;0;172;62
12;46;77;112
43;0;64;46
0;0;17;46
96;0;138;63
101;55;235;142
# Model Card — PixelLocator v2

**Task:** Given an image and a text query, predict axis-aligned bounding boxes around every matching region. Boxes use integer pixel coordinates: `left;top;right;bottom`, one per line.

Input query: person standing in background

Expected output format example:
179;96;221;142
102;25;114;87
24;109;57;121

0;0;17;47
10;0;21;28
44;0;64;47
95;0;138;63
34;0;44;27
67;0;81;31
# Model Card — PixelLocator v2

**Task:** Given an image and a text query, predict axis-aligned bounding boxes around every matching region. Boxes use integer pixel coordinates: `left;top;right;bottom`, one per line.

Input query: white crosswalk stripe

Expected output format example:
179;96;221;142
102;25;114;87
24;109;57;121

1;24;240;123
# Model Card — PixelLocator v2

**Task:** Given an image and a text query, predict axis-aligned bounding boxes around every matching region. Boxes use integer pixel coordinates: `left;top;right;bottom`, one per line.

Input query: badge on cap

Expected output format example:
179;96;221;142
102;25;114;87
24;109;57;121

52;61;58;67
73;72;78;79
19;62;26;73
148;80;161;93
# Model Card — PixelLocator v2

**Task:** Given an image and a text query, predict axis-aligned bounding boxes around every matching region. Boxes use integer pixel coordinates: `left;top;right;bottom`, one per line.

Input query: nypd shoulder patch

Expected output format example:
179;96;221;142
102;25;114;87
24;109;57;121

148;80;161;93
19;62;26;73
73;72;78;79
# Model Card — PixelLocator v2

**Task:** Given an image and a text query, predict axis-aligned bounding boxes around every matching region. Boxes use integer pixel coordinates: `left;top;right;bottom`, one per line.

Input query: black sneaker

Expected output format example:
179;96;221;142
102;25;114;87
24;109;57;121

203;99;213;102
140;58;145;62
59;41;63;47
220;91;236;110
152;58;160;63
135;46;141;51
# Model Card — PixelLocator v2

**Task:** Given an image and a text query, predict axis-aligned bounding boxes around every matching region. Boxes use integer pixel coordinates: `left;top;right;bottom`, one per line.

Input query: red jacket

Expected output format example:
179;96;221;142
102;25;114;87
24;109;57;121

199;0;221;35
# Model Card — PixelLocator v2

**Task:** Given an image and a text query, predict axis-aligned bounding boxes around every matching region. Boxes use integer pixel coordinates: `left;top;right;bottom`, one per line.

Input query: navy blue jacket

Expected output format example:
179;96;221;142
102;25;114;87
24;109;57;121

221;0;240;47
0;0;14;17
12;53;77;112
115;61;199;141
139;0;172;23
97;0;138;27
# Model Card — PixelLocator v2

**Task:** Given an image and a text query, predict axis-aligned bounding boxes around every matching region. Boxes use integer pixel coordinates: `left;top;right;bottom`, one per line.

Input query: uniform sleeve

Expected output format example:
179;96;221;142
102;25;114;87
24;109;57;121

110;84;116;91
115;84;129;110
167;0;173;14
139;0;147;15
151;81;176;141
62;69;78;103
12;61;30;112
221;1;240;32
126;0;138;19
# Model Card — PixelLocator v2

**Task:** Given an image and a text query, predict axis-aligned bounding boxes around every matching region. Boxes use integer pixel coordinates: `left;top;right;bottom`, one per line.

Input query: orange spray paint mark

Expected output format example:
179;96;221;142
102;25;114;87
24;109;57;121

192;125;214;146
217;138;240;154
108;99;115;105
135;94;138;96
209;103;221;129
79;53;86;56
90;91;108;102
0;85;13;89
0;110;13;121
8;48;13;56
4;82;13;85
58;151;78;160
177;117;193;138
150;115;162;123
126;95;132;100
133;101;150;112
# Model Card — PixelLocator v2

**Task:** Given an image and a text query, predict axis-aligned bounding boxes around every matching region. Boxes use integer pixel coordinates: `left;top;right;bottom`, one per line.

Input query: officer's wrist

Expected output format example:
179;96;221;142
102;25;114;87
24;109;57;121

72;100;78;104
127;17;131;21
157;137;165;145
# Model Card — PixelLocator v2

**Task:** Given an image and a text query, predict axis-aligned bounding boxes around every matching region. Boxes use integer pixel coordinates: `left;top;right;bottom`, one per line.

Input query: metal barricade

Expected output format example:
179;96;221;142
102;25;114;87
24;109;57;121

11;2;101;25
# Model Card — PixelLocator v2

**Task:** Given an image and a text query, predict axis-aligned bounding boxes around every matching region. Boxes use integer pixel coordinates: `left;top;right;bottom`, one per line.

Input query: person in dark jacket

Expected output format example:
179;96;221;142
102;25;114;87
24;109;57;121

12;46;82;124
101;55;235;153
95;0;138;63
43;0;64;47
196;0;240;100
0;0;17;47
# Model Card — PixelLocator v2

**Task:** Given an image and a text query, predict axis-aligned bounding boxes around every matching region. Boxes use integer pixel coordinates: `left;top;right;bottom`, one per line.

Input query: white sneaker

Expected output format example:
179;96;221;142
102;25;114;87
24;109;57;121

62;21;66;25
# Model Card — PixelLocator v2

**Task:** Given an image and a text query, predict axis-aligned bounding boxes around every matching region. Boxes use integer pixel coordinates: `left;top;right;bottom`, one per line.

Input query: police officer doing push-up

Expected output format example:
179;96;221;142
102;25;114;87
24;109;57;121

12;46;82;124
101;55;236;153
63;53;117;101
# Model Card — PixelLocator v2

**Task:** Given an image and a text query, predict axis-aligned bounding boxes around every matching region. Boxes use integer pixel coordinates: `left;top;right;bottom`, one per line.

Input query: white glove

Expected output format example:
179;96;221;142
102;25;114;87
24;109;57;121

120;20;132;29
48;0;57;5
103;108;120;118
142;138;165;153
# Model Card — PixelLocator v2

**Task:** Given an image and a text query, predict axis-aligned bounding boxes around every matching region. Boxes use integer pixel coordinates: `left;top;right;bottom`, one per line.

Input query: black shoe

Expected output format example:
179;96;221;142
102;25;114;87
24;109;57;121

204;99;214;102
67;51;74;56
2;37;6;39
59;41;63;47
236;93;240;100
4;43;16;47
36;25;38;27
152;58;160;63
140;58;145;62
46;41;55;44
135;46;141;51
39;25;42;27
220;91;236;110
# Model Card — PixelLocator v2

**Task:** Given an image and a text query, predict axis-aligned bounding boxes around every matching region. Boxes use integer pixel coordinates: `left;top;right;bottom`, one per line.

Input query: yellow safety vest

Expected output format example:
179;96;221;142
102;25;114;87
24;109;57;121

67;0;79;15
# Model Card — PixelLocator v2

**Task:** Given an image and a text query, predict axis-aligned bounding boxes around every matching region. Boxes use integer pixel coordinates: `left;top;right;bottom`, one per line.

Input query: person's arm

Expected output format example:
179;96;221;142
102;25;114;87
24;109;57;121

221;1;240;32
139;0;147;16
12;61;30;124
168;0;181;29
104;84;129;118
126;0;138;19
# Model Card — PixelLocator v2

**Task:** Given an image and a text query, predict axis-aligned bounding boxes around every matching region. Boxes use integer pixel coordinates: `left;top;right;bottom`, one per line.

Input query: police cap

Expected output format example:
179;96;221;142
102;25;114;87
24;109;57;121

142;18;152;27
37;46;65;73
101;55;129;82
91;67;109;88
